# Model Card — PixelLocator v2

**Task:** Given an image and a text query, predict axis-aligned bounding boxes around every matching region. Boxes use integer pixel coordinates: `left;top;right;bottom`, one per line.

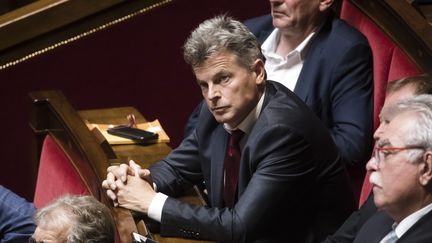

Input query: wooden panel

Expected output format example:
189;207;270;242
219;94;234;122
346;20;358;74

0;0;173;68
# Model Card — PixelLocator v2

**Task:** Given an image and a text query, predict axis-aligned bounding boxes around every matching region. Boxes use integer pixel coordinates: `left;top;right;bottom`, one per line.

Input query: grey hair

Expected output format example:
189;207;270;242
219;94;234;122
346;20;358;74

34;195;115;243
391;95;432;160
183;15;265;70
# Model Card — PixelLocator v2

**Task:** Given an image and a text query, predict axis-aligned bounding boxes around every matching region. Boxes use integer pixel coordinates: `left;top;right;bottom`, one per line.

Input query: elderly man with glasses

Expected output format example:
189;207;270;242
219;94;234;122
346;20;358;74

324;94;432;243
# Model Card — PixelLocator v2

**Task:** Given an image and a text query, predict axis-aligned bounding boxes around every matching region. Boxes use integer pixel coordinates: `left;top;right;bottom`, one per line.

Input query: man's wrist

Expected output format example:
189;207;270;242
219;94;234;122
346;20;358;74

147;192;168;222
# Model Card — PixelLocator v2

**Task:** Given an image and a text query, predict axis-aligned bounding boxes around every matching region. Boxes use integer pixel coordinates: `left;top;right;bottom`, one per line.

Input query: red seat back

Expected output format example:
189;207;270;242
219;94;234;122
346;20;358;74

33;134;92;208
340;0;422;207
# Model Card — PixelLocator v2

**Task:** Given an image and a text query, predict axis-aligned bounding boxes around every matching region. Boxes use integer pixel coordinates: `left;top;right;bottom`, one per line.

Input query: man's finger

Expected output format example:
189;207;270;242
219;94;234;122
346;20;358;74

119;163;130;182
106;172;117;190
106;189;117;201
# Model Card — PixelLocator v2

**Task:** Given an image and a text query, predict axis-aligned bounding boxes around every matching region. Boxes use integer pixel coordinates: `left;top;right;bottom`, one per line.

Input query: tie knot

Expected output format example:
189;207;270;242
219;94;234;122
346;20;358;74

229;129;244;146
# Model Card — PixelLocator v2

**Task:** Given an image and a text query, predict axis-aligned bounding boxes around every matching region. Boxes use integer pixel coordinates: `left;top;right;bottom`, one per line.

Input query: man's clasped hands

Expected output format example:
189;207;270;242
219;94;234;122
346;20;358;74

102;160;156;214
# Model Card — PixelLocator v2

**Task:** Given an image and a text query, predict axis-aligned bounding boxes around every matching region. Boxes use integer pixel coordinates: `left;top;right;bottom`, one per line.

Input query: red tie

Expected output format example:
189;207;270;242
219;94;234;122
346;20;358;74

224;129;244;208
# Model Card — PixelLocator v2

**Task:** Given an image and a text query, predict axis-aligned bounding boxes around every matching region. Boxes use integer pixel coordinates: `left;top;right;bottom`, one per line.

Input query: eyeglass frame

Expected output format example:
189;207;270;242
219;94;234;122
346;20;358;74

372;146;425;166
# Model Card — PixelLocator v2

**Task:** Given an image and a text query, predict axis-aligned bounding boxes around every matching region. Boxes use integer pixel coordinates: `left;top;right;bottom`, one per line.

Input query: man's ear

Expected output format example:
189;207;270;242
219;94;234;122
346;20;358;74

319;0;334;12
253;59;266;85
419;151;432;186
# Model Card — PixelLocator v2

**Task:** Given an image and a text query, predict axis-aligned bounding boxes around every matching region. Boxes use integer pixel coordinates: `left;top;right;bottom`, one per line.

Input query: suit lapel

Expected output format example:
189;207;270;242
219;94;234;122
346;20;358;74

398;207;432;242
354;211;393;243
294;15;331;103
294;29;324;103
210;126;229;207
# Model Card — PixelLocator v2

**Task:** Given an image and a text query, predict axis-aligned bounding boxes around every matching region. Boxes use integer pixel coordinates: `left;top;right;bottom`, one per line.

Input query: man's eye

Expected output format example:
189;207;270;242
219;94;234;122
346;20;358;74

379;117;389;124
200;85;208;92
381;151;390;157
220;75;230;83
198;82;207;88
380;149;393;158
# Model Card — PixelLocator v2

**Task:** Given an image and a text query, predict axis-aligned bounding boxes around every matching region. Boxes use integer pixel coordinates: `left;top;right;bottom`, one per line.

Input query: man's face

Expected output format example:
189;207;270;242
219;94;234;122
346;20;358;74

269;0;329;33
194;50;264;128
367;112;424;218
375;84;417;140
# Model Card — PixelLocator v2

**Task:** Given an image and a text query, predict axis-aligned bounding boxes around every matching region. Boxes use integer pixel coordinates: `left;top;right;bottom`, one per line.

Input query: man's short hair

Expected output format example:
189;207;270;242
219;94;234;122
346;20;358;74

183;15;265;71
387;73;432;95
34;195;115;243
388;94;432;160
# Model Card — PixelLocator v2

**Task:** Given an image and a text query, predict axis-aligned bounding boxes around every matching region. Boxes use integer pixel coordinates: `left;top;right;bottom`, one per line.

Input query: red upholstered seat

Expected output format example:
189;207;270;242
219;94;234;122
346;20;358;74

33;134;91;208
340;0;421;207
33;134;122;242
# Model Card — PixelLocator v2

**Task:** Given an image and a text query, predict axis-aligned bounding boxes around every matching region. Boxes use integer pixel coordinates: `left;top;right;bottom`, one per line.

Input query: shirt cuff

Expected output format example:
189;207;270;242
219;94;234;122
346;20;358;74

147;192;168;222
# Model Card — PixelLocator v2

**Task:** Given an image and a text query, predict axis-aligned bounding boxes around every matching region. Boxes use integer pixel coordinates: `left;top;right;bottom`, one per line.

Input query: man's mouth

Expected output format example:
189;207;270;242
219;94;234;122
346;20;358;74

272;10;286;17
211;106;228;112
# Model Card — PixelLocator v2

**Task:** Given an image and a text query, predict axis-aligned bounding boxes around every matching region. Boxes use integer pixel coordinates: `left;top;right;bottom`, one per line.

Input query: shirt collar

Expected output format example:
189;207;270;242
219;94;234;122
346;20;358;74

224;90;265;135
261;28;316;61
394;202;432;238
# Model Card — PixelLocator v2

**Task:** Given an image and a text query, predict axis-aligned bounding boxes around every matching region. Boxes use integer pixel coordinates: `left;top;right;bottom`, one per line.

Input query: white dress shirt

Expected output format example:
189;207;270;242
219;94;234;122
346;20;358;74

261;28;315;91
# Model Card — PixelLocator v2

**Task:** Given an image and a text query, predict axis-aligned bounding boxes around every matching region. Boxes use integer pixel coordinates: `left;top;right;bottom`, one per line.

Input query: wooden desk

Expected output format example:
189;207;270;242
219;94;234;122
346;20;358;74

78;106;172;168
78;106;213;243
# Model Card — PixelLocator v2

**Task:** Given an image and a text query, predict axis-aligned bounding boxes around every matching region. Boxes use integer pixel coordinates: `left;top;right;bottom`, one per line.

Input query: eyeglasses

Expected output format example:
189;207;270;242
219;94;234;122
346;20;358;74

373;146;425;165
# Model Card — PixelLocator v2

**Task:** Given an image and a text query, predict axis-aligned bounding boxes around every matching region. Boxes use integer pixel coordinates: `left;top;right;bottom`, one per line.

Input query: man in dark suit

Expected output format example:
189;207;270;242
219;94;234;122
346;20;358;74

186;0;374;169
329;95;432;243
324;75;432;243
103;15;355;243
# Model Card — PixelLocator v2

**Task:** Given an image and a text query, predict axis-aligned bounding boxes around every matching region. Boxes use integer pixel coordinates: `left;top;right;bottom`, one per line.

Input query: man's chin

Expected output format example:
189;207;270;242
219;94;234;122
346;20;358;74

372;192;385;209
212;115;228;124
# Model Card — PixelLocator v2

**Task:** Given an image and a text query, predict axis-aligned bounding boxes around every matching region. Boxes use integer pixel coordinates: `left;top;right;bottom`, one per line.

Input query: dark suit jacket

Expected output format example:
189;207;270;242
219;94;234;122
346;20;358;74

323;194;377;243
151;81;355;243
324;194;432;243
354;209;432;243
244;14;374;167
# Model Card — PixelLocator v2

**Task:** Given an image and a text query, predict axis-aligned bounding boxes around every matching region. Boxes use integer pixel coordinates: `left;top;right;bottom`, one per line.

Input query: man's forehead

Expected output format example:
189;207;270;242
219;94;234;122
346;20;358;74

194;53;237;76
380;84;417;120
380;111;416;145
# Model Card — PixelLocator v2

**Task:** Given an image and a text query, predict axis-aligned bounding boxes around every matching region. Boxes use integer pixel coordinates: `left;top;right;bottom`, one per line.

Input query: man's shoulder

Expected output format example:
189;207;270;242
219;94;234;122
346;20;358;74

244;14;273;38
324;15;370;46
262;81;323;123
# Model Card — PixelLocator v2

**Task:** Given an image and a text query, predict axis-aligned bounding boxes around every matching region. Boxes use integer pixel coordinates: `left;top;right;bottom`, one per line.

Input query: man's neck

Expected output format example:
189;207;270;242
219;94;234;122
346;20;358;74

275;11;330;56
276;25;318;56
388;196;432;223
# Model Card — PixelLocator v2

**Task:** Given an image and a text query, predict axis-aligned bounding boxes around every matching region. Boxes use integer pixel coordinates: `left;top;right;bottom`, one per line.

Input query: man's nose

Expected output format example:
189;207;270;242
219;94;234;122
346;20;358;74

366;156;378;172
206;84;220;100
